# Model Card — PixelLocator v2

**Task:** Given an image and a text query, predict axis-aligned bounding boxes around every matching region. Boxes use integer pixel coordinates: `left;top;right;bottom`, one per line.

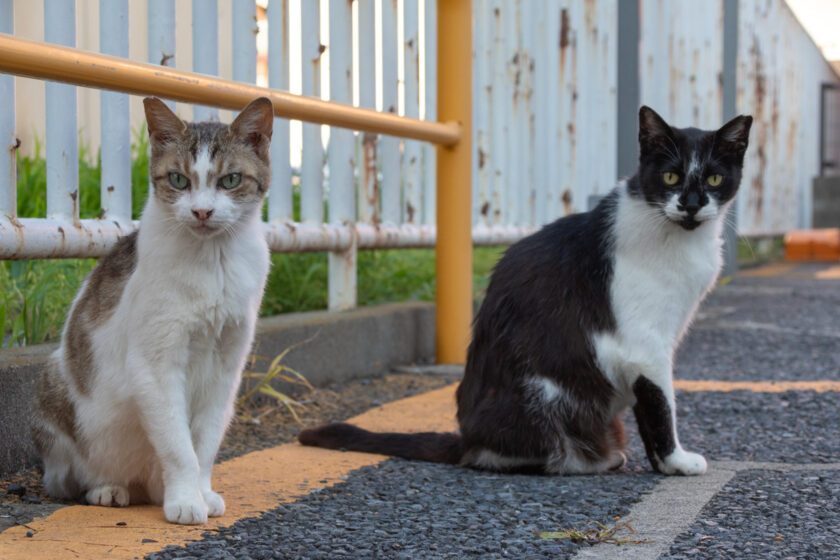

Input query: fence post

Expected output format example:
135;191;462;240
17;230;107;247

436;0;472;364
300;0;324;224
403;0;422;224
45;0;78;221
0;0;14;218
192;0;219;122
148;0;175;111
327;0;357;311
422;0;437;225
721;0;739;278
267;0;292;222
232;0;257;89
99;0;131;224
380;0;401;224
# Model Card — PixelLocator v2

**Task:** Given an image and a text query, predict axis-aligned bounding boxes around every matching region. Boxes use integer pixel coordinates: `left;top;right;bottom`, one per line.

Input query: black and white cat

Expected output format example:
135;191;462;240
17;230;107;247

299;106;752;476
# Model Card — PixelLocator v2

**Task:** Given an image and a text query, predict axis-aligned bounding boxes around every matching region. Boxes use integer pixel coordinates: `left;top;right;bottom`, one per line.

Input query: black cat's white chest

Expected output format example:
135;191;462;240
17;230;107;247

593;187;723;392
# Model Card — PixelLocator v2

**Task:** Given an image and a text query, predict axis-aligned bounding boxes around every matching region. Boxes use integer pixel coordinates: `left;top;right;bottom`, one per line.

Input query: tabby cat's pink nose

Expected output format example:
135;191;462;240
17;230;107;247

192;209;214;221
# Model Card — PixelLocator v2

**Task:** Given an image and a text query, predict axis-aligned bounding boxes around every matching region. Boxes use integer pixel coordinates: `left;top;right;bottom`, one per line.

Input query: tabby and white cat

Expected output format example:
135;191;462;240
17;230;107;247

300;106;752;476
31;97;273;524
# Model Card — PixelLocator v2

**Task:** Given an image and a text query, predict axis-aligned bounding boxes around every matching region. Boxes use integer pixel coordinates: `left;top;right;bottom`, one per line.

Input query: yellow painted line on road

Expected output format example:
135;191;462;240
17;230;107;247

738;263;798;277
3;377;837;558
0;385;459;560
675;380;840;393
739;262;840;279
815;265;840;279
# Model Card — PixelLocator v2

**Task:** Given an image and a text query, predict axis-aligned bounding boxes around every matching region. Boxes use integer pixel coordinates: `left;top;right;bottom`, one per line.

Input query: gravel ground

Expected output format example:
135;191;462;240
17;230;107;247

147;460;661;560
674;391;840;463
665;469;840;559
676;277;840;382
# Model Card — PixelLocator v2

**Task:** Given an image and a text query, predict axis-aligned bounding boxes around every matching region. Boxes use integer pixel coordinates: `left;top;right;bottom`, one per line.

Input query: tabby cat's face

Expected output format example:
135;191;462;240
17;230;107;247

636;106;752;231
143;97;274;238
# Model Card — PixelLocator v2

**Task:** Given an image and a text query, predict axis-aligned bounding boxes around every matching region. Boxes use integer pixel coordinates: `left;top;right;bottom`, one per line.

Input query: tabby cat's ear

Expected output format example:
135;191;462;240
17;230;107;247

638;106;674;152
230;97;274;151
143;97;186;145
715;114;752;156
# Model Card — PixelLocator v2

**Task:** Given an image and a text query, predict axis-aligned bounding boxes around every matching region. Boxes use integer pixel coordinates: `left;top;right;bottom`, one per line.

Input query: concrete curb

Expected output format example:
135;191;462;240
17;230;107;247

0;301;435;478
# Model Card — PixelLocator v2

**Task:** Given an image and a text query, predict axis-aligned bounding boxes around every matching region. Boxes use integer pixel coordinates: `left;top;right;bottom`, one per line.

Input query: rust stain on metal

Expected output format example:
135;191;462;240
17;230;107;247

159;52;173;67
480;202;490;217
750;35;767;222
562;189;573;215
69;190;78;221
406;202;416;224
478;147;487;170
361;132;379;226
559;8;570;76
282;0;289;61
11;137;20;152
318;44;327;55
107;185;115;193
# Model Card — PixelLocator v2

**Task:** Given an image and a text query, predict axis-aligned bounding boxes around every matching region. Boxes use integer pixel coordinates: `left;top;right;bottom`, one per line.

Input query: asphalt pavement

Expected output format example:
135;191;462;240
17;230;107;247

1;261;839;559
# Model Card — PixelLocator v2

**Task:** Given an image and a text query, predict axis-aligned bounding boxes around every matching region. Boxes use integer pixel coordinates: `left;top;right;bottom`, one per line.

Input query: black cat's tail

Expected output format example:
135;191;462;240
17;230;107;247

298;423;463;465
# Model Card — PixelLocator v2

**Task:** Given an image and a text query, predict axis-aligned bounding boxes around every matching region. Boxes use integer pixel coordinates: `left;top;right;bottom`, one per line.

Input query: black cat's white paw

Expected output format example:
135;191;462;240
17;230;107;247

660;449;707;476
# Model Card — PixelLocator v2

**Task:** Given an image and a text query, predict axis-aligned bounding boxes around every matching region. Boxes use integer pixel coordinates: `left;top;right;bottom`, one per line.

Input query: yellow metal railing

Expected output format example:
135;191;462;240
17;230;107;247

0;0;473;364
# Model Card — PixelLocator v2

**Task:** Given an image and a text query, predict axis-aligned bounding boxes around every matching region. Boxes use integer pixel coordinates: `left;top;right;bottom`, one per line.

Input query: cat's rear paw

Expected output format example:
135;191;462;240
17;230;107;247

86;485;130;507
660;450;707;476
164;496;209;525
203;490;225;517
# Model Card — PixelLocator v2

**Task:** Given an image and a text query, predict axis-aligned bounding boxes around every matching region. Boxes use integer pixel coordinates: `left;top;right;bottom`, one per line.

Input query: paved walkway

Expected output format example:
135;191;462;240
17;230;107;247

1;262;839;559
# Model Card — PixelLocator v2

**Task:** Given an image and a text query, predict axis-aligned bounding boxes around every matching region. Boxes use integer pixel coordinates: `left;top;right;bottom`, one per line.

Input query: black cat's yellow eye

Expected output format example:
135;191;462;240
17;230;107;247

168;172;189;190
219;173;242;190
707;174;723;187
662;172;680;185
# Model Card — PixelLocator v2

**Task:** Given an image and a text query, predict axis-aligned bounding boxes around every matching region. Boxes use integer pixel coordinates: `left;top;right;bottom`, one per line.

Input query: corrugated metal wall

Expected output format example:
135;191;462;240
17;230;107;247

472;0;618;229
736;0;839;235
473;0;840;235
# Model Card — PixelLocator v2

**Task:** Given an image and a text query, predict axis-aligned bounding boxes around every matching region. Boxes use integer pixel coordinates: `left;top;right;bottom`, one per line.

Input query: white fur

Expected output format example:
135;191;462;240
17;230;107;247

593;184;725;476
468;449;542;471
52;189;269;523
524;376;565;405
664;192;720;224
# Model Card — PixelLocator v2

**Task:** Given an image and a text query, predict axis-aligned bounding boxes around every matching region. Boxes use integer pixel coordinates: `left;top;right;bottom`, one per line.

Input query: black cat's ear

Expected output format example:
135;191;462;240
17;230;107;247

230;97;274;150
143;97;186;144
638;106;674;151
715;114;752;155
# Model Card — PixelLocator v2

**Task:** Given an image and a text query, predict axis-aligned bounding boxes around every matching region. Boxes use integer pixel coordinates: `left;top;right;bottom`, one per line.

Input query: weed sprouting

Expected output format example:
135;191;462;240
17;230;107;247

536;518;652;546
237;334;318;423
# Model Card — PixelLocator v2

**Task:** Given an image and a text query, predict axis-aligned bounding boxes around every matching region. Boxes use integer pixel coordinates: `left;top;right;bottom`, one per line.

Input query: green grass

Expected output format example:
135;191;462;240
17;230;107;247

1;136;506;346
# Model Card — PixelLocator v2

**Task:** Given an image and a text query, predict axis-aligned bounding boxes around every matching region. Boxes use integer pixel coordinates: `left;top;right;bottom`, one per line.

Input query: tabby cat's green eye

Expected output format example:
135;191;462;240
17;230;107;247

219;173;242;190
168;172;189;190
662;172;680;185
707;174;723;187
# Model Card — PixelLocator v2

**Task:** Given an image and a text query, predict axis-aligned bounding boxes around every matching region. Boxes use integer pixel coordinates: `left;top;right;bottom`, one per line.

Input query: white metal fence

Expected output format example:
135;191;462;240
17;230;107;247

1;0;838;312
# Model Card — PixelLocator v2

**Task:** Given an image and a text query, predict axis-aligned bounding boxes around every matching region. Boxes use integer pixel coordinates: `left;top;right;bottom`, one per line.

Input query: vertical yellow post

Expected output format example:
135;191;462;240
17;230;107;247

435;0;472;364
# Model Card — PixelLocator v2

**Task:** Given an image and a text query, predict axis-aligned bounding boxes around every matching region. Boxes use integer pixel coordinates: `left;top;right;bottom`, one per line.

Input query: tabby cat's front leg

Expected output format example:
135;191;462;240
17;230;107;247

632;374;706;475
134;354;209;525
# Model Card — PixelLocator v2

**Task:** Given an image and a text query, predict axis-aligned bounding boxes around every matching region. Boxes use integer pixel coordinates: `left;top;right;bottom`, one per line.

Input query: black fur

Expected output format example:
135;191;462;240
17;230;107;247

632;376;676;472
297;424;462;464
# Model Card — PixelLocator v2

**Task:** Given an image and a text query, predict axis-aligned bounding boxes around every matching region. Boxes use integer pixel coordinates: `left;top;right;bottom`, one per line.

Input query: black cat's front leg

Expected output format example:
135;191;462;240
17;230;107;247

632;375;706;475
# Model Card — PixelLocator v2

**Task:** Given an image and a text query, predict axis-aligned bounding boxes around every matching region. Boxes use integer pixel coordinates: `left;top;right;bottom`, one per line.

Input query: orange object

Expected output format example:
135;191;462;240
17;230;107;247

0;33;460;146
784;228;840;261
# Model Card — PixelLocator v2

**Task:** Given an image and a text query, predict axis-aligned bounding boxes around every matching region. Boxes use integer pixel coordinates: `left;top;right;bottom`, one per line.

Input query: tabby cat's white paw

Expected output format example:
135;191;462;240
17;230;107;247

661;449;707;476
86;485;130;507
203;490;226;517
164;495;209;525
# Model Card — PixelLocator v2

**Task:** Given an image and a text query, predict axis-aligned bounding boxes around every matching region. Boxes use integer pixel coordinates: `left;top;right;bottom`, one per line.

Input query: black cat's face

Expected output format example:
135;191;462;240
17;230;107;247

635;106;752;231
